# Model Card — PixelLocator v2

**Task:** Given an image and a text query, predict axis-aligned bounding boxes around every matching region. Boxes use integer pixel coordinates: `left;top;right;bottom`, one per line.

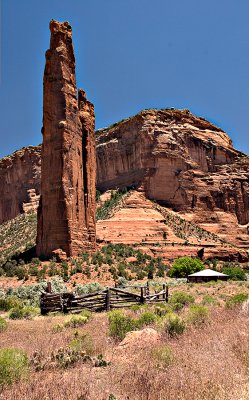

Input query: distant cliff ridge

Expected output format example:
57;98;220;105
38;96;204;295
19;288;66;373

0;109;249;243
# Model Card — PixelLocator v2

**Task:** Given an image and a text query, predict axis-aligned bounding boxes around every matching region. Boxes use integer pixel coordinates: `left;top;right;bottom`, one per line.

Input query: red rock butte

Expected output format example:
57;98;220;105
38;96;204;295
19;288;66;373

36;20;96;258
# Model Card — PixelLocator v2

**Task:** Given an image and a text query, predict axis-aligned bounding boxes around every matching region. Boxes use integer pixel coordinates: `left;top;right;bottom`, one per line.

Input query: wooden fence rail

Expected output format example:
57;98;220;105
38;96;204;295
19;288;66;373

40;284;169;315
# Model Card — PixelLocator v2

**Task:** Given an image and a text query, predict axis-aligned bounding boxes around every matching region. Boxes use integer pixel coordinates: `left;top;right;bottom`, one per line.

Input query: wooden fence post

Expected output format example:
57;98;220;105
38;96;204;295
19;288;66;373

166;286;169;303
105;288;111;311
146;281;150;296
46;281;52;293
140;287;144;304
162;284;166;300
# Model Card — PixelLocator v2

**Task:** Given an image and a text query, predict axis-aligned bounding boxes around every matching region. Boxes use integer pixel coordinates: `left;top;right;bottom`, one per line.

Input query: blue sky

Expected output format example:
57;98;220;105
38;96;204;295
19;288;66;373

0;0;249;158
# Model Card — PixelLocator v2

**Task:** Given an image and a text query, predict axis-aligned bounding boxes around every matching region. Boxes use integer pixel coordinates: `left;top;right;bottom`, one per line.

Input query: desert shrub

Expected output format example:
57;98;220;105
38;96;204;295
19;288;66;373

108;310;137;341
202;294;217;306
75;282;104;295
9;306;39;320
64;315;89;328
52;323;64;333
15;267;26;280
6;278;67;307
225;293;249;308
0;296;23;311
50;347;90;369
168;257;204;278
0;268;5;277
0;348;29;387
222;267;246;281
187;304;208;326
169;291;195;310
69;331;94;355
152;344;174;369
161;313;185;337
0;317;7;332
80;309;92;320
116;277;127;287
154;304;172;317
137;311;157;327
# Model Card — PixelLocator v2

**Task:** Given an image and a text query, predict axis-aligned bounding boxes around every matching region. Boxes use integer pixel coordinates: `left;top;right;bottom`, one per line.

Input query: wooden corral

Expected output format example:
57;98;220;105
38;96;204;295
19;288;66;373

40;284;169;315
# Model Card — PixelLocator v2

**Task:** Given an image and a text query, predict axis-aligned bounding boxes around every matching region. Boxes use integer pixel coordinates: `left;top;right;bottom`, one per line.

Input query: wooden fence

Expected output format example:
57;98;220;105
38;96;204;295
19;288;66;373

40;284;169;315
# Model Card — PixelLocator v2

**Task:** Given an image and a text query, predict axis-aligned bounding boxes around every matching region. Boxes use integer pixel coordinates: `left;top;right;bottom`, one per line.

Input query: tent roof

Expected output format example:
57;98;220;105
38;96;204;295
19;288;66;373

188;269;228;277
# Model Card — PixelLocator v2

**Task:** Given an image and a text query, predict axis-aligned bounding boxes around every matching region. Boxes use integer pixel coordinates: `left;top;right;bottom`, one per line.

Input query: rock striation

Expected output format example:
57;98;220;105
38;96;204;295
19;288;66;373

36;20;96;258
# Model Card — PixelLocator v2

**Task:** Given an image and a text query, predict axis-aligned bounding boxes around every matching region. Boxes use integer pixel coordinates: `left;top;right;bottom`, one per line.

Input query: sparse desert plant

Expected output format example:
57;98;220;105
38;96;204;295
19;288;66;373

0;348;29;387
64;315;89;328
69;331;94;355
0;296;23;311
186;304;209;326
202;294;217;306
154;304;172;317
169;291;195;310
9;306;39;320
225;293;249;308
152;344;174;369
108;310;137;341
0;317;7;332
161;313;185;337
52;323;64;333
137;311;158;327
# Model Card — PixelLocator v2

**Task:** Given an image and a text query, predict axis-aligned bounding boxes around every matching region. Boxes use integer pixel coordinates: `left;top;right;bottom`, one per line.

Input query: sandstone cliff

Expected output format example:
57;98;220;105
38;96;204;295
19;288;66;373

36;20;96;258
0;146;41;224
96;109;249;228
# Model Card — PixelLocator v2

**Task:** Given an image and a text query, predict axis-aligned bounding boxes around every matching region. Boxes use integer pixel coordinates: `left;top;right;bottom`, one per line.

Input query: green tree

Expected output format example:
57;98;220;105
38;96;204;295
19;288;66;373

168;257;204;278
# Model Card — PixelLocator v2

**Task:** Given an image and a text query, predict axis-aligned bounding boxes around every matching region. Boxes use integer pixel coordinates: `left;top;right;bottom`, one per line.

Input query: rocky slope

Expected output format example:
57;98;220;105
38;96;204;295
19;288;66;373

0;108;249;254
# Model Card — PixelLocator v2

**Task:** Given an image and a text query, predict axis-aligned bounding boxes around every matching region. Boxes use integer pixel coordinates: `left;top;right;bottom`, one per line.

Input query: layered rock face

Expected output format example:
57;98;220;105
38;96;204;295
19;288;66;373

0;146;41;224
96;109;249;228
36;20;96;258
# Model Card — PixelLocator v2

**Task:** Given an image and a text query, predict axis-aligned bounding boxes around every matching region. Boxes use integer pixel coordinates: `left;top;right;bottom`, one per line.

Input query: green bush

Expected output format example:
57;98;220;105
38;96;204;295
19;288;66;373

0;317;7;332
137;311;157;327
187;305;208;326
0;348;29;387
69;332;94;355
169;291;195;310
108;310;137;341
168;257;204;278
0;296;23;311
161;313;185;337
154;304;172;317
152;345;174;369
9;306;39;320
222;267;246;281
201;295;217;306
64;315;89;328
52;323;64;333
225;293;249;308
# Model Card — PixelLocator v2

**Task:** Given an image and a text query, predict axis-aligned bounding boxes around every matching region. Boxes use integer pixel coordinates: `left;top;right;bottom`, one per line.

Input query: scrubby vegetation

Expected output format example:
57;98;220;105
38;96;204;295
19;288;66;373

96;188;130;220
0;213;37;267
0;348;29;387
0;280;248;398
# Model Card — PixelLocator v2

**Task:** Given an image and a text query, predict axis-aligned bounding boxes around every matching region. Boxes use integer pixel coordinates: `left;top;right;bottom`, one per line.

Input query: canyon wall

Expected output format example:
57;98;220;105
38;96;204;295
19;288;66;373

0;108;249;232
0;146;41;224
96;109;249;226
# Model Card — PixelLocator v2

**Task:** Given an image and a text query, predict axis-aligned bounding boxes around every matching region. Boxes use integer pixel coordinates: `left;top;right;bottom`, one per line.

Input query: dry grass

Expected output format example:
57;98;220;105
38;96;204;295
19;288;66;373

0;283;248;399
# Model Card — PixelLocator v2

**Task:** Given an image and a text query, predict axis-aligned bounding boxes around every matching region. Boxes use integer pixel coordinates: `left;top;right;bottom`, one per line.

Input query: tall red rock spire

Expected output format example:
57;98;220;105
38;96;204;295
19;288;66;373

36;20;96;258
